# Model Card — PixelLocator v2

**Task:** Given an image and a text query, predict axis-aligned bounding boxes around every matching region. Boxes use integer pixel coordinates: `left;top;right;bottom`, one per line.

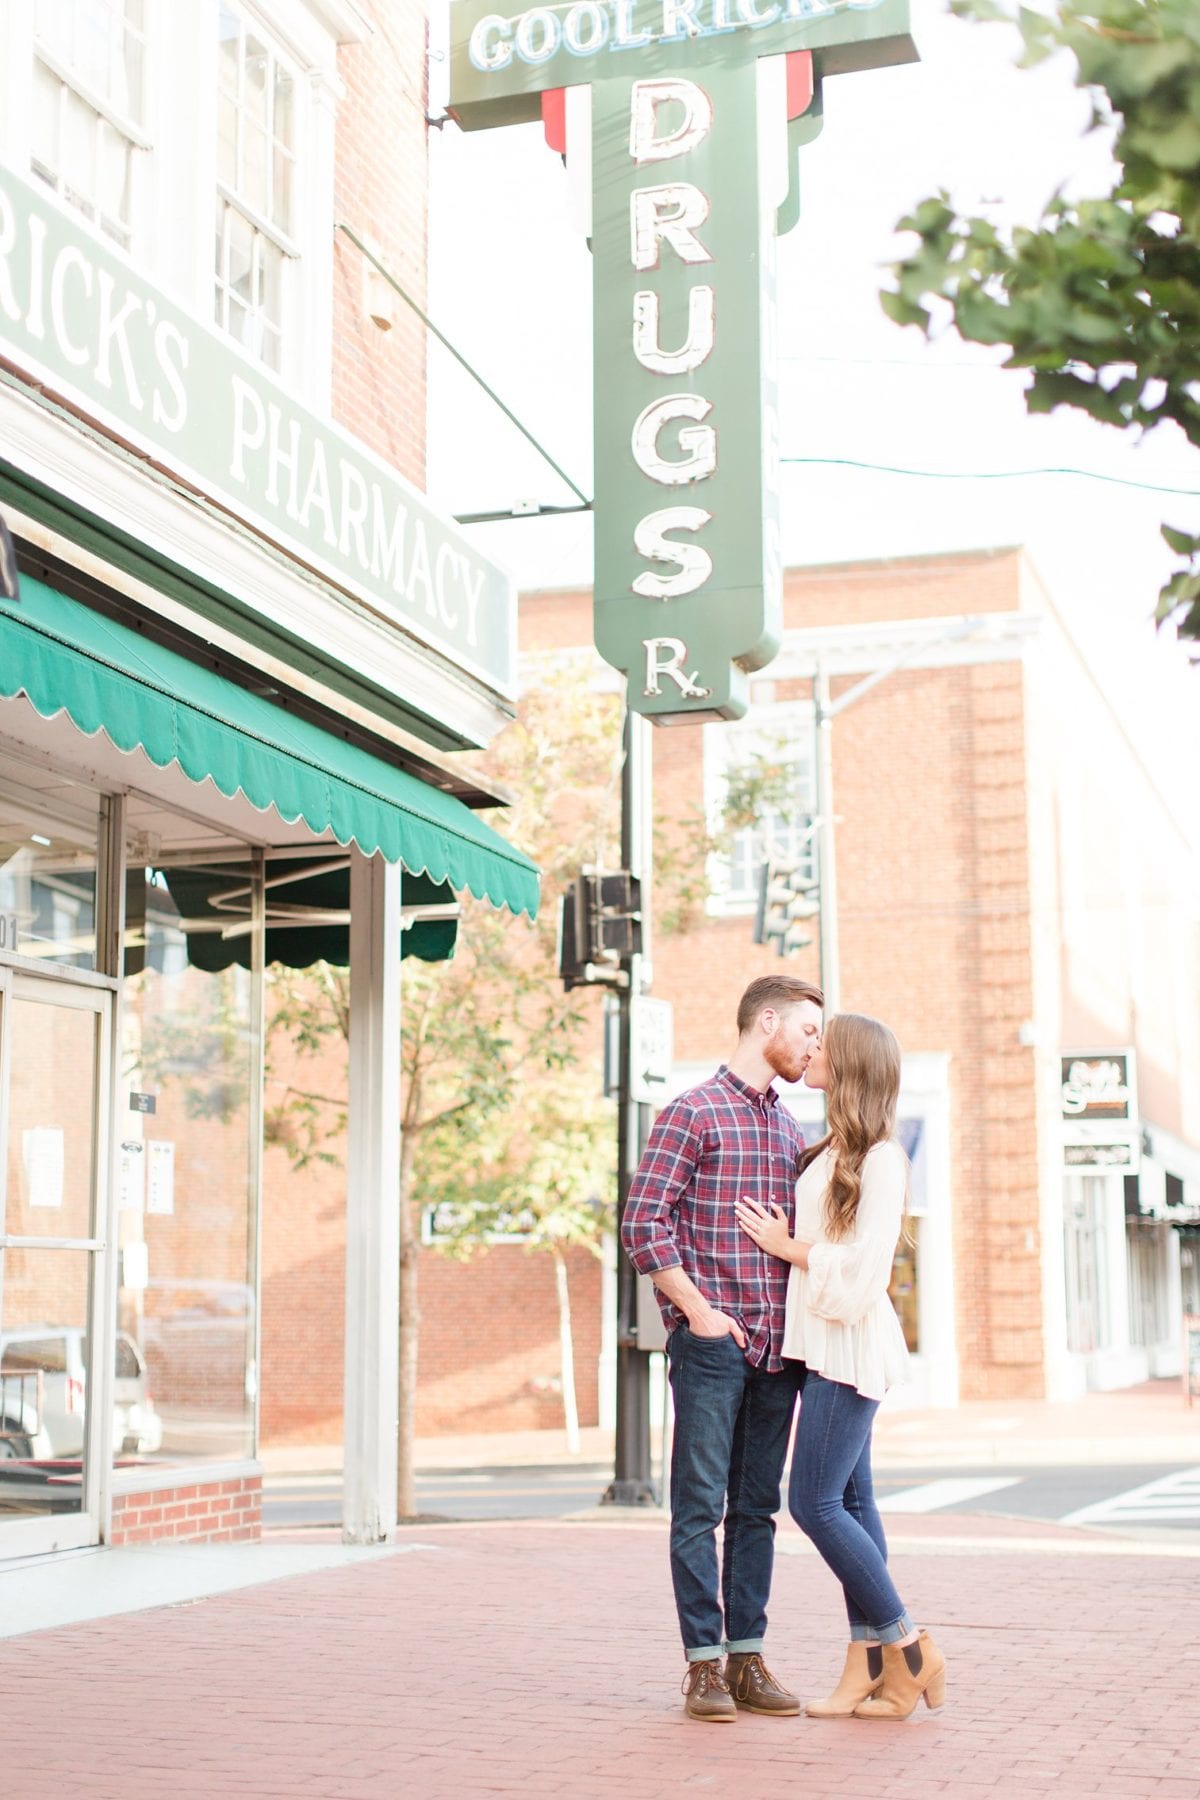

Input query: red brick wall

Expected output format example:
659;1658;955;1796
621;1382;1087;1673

259;1053;606;1446
330;5;429;485
111;1476;261;1545
416;1245;603;1436
260;1123;605;1445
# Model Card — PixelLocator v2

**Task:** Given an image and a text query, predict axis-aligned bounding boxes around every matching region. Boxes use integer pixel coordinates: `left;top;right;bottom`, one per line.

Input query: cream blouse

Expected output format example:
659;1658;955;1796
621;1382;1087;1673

781;1140;912;1401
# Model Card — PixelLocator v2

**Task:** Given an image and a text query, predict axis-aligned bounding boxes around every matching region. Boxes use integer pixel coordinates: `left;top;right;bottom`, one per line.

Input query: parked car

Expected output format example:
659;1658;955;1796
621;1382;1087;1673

0;1325;164;1460
140;1280;256;1410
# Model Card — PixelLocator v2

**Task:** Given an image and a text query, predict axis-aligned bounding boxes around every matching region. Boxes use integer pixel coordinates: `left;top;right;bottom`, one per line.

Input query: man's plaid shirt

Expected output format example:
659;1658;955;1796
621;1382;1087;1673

620;1066;805;1372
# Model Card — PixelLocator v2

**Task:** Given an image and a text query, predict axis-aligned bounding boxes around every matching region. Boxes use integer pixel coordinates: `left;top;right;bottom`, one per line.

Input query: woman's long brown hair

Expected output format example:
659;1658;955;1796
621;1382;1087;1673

799;1013;903;1241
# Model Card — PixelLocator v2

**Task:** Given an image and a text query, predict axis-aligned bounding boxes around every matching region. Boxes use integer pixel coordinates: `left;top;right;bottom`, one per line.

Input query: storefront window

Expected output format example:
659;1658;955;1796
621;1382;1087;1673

0;981;104;1522
890;1220;920;1355
0;774;101;969
886;1117;926;1355
1064;1175;1109;1355
1181;1235;1200;1317
117;862;260;1467
1127;1221;1169;1349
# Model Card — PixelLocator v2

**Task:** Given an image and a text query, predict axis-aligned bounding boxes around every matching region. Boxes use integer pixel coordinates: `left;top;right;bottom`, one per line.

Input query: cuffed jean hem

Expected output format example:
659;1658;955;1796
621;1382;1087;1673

686;1645;727;1663
724;1637;765;1654
871;1611;916;1645
849;1615;914;1644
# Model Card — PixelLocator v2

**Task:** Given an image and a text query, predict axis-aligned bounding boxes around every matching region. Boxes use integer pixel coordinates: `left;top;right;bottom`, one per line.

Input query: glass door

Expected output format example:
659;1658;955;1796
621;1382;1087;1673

0;969;112;1555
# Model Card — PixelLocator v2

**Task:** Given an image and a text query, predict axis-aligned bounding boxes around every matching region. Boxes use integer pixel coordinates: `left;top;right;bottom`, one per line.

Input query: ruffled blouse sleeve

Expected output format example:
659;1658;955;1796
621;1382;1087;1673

804;1141;906;1327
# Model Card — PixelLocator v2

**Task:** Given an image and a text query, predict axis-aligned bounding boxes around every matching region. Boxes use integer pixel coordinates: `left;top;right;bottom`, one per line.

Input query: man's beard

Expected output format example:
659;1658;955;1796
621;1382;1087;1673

764;1040;809;1085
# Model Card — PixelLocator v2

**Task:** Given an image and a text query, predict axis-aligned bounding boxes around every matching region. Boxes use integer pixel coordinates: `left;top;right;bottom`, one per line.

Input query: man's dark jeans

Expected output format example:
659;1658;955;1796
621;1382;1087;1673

666;1322;801;1660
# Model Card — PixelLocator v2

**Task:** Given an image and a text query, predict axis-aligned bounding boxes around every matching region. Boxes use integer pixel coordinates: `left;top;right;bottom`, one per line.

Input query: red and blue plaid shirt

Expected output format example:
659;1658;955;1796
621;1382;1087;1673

621;1065;805;1372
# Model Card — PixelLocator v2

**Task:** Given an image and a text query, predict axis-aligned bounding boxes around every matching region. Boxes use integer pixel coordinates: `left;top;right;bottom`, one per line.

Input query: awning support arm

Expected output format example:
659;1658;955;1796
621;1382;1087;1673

336;223;591;510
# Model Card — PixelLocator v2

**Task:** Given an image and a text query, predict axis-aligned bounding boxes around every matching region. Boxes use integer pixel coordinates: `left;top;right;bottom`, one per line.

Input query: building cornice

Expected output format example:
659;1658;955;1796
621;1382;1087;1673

763;612;1042;682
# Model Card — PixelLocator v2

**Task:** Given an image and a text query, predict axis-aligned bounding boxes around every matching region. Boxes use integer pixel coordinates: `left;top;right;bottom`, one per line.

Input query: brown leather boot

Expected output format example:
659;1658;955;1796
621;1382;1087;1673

853;1631;946;1720
805;1642;884;1717
682;1658;737;1722
724;1651;801;1716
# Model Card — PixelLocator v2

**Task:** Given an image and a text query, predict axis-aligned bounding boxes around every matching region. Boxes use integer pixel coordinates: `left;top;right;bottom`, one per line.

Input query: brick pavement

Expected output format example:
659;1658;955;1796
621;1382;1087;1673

4;1515;1200;1800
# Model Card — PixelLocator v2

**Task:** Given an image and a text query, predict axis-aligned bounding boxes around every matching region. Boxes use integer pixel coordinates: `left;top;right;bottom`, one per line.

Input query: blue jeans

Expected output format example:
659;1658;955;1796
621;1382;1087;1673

787;1368;914;1644
666;1323;802;1660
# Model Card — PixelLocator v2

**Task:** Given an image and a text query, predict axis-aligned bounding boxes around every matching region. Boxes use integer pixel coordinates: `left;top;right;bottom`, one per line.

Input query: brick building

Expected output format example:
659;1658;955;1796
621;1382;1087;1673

520;546;1200;1406
0;0;538;1558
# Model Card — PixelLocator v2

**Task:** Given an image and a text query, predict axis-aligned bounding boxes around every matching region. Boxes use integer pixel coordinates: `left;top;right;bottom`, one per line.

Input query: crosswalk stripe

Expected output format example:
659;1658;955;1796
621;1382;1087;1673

877;1476;1022;1514
1060;1467;1200;1527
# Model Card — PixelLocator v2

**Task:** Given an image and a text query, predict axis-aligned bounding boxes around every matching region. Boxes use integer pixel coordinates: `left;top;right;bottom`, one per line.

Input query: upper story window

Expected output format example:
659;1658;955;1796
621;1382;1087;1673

31;0;148;253
705;704;816;913
215;4;297;373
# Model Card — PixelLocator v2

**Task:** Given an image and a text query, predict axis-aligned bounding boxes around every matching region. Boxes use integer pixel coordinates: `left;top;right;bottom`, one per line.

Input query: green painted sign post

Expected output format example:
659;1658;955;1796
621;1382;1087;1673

450;0;916;720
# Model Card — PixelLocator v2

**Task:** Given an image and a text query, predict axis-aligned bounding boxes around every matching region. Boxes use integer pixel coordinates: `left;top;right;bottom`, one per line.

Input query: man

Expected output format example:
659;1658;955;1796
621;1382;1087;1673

621;974;823;1723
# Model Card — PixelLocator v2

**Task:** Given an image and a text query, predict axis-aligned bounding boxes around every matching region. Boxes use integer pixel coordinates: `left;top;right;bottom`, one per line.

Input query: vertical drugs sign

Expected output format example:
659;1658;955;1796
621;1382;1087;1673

449;0;918;720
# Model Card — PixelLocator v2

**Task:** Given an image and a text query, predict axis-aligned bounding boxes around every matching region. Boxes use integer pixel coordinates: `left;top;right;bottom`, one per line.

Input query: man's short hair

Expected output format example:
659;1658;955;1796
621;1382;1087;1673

737;975;825;1036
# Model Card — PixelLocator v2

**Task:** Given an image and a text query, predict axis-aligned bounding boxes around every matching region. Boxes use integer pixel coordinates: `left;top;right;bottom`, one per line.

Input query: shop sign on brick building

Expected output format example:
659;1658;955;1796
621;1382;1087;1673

0;162;512;704
1061;1049;1140;1171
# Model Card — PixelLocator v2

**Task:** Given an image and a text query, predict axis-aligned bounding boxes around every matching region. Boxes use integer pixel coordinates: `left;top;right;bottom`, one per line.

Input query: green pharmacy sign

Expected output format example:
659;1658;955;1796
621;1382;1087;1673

450;0;915;720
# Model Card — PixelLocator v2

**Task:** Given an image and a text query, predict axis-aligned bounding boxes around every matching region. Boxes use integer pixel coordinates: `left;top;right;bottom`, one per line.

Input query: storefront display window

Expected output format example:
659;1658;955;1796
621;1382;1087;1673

1064;1175;1109;1355
0;978;105;1527
890;1220;920;1355
886;1117;927;1356
117;860;261;1467
0;774;101;970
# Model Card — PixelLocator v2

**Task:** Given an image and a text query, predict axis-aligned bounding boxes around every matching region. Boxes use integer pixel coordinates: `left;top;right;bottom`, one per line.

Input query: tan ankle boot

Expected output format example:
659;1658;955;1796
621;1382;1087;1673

805;1642;884;1717
853;1630;946;1720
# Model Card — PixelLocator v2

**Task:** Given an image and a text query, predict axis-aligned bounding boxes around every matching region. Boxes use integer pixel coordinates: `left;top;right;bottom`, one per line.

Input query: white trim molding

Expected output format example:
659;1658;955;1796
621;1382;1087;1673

759;612;1043;687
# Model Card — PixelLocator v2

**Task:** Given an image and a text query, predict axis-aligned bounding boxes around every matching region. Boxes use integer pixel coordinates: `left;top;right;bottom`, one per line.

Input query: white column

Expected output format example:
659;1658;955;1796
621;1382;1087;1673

343;850;401;1544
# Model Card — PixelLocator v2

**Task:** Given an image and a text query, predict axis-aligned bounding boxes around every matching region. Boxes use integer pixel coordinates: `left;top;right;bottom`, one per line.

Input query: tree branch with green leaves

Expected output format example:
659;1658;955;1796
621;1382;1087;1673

884;0;1200;642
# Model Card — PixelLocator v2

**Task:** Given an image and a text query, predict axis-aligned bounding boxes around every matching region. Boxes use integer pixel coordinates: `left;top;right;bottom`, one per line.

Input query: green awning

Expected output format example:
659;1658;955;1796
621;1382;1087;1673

0;573;539;924
161;863;458;971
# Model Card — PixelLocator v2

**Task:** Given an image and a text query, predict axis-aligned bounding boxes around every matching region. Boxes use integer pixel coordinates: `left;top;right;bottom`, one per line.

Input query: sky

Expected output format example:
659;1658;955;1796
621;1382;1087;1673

425;0;1200;826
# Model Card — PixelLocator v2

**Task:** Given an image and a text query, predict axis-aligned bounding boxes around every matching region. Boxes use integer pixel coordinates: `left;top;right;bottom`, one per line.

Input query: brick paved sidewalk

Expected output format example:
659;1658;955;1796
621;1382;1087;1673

5;1517;1200;1800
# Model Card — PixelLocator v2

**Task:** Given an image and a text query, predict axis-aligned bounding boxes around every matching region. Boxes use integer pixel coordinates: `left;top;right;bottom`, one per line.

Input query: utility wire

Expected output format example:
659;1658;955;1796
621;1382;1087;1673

781;456;1200;497
336;223;590;508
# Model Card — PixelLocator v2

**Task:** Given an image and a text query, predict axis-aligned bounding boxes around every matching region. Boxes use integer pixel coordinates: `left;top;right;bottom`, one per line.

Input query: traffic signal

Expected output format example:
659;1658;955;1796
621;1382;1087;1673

558;871;642;989
754;857;819;956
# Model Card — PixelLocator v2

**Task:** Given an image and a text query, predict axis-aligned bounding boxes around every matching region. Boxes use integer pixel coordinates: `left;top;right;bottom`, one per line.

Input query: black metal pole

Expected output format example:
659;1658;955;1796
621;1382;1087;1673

602;701;656;1506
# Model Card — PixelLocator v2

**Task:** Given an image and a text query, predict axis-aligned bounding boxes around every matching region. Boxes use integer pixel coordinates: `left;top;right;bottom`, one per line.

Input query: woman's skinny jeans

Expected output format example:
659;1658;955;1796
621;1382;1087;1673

788;1367;915;1644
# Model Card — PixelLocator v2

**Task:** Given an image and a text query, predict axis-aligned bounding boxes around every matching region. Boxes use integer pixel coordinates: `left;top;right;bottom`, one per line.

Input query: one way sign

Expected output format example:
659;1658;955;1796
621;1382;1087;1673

630;996;674;1107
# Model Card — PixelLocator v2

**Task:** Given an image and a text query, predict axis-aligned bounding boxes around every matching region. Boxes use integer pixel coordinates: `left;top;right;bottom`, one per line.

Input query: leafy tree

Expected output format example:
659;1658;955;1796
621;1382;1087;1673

421;1077;614;1452
884;0;1200;642
263;665;625;1516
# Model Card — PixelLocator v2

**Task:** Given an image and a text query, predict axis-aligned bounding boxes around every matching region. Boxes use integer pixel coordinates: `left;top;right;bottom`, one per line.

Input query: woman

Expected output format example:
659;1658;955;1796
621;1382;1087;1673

734;1012;945;1722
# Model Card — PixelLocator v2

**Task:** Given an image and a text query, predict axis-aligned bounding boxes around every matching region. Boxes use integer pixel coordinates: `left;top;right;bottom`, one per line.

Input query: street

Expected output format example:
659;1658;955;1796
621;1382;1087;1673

263;1459;1200;1536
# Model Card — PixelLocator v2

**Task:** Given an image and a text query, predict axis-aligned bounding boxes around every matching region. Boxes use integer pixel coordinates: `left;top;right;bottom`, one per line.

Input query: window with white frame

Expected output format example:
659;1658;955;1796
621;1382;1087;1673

215;4;297;373
31;0;148;253
704;704;816;911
